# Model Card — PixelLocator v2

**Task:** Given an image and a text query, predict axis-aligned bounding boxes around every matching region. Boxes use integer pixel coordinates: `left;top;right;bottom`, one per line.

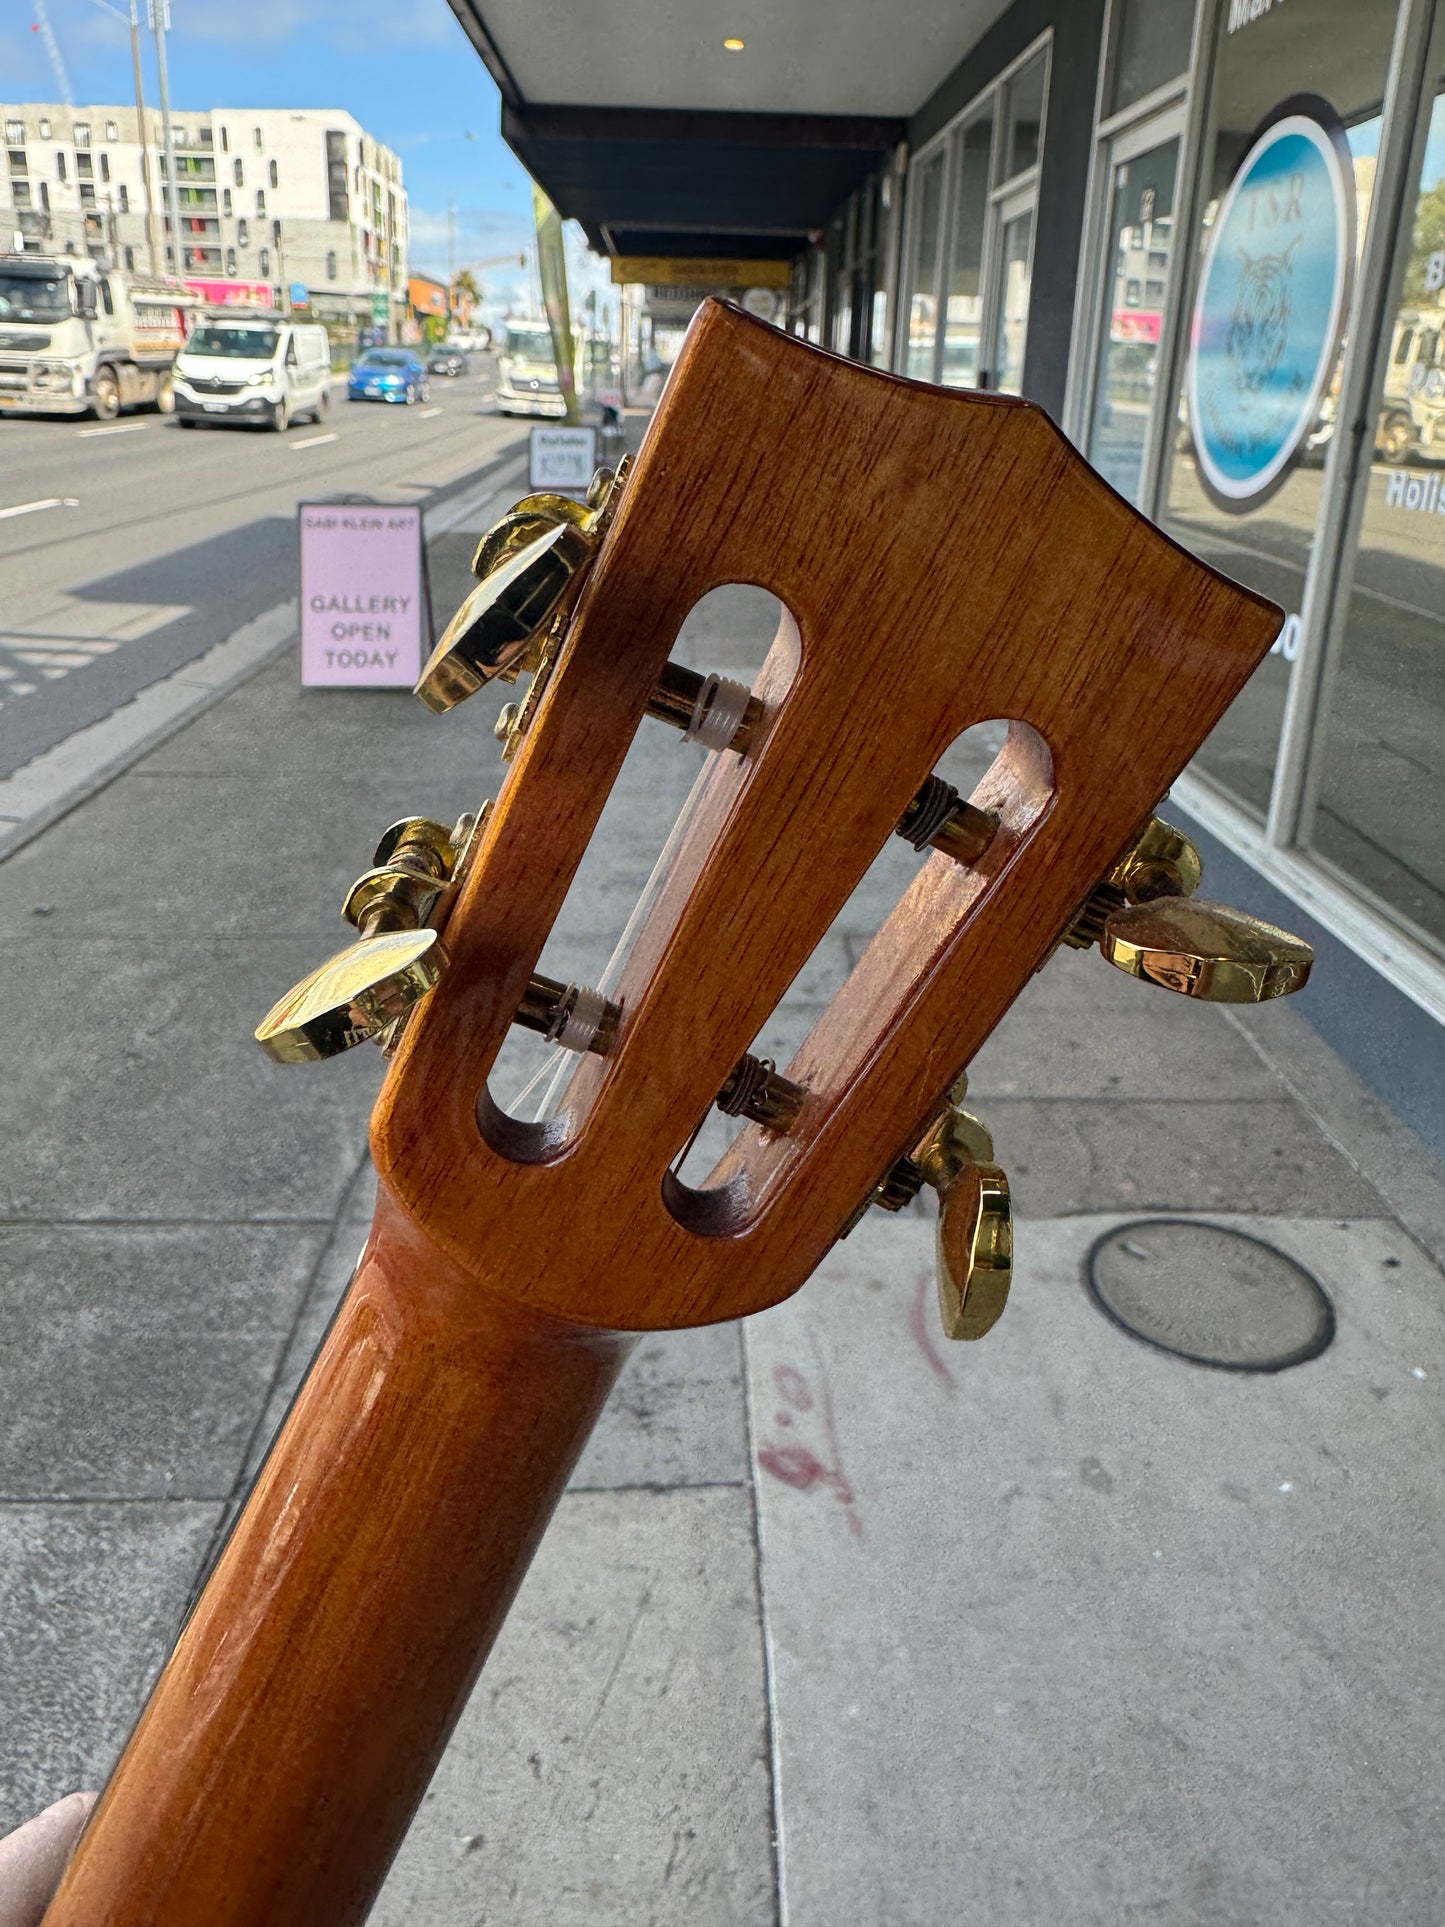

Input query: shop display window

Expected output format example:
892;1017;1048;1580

1304;68;1445;950
1159;0;1400;821
904;149;946;379
900;37;1049;394
940;114;992;389
1110;0;1196;116
1088;135;1180;501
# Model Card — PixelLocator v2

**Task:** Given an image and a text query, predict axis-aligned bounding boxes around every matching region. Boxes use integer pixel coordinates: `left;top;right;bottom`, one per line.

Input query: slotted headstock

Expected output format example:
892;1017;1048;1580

263;300;1301;1337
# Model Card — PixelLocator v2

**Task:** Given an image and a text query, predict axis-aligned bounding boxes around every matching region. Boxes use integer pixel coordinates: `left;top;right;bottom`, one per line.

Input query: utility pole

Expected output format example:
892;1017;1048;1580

447;198;455;324
148;0;183;280
83;0;159;275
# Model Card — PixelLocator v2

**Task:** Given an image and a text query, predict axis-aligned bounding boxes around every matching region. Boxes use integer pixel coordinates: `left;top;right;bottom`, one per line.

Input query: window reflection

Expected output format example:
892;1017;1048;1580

905;150;945;379
1160;0;1398;821
1089;138;1179;502
1004;52;1047;180
995;212;1033;394
940;115;992;389
1306;79;1445;949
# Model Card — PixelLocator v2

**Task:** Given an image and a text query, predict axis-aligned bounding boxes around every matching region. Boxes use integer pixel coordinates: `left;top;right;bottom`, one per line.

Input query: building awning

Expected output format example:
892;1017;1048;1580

445;0;1012;261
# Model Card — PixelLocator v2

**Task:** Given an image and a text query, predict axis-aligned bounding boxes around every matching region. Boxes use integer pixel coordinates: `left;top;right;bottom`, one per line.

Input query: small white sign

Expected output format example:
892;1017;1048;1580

529;425;597;492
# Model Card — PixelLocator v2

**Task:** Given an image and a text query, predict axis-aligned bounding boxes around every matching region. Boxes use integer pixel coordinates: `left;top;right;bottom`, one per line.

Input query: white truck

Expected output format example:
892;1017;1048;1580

0;252;197;420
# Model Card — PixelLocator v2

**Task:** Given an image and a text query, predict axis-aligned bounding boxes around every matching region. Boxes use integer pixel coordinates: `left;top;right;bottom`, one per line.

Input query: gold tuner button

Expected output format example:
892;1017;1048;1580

415;519;593;716
936;1163;1013;1341
1101;898;1313;1003
255;929;445;1063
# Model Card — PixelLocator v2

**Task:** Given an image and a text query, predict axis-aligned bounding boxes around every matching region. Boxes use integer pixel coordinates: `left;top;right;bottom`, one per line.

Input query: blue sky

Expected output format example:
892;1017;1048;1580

4;0;609;313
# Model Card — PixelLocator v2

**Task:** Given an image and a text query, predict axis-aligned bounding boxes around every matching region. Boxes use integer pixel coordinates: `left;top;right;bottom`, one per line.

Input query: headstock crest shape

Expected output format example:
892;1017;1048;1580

275;301;1301;1337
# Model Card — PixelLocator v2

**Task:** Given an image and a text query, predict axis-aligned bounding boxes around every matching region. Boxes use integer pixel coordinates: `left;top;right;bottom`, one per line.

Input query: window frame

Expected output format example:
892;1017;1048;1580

1068;0;1445;1017
893;30;1052;391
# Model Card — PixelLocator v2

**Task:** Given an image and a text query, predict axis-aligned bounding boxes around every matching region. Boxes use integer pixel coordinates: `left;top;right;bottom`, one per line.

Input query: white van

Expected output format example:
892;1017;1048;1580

172;319;332;431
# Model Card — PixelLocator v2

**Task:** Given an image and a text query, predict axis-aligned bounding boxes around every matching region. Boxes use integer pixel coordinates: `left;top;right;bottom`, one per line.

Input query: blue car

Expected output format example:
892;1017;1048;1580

348;348;431;406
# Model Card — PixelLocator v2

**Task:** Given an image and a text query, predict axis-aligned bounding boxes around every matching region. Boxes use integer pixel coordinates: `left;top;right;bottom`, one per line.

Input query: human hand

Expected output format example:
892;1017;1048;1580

0;1792;97;1927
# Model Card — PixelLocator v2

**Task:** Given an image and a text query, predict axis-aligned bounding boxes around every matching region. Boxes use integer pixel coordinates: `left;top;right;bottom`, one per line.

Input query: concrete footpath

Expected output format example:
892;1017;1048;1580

2;474;1444;1925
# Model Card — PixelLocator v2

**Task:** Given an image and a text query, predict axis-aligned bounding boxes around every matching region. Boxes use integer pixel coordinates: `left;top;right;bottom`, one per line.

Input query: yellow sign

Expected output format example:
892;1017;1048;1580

609;256;791;291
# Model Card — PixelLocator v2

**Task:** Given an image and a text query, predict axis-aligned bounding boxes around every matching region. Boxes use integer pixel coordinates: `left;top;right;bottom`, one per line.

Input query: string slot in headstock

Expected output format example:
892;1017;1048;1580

257;300;1304;1336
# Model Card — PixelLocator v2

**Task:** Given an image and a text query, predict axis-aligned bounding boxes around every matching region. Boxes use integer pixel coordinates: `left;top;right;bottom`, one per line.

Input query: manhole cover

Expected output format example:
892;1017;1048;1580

1085;1219;1335;1372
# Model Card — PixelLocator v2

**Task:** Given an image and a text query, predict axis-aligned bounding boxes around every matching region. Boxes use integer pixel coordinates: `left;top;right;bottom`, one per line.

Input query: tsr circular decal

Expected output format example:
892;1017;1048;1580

1188;101;1354;512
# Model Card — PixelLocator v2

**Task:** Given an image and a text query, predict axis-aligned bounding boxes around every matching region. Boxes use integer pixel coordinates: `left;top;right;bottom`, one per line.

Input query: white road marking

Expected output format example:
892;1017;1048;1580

0;497;79;521
76;422;149;438
418;406;443;418
289;431;340;449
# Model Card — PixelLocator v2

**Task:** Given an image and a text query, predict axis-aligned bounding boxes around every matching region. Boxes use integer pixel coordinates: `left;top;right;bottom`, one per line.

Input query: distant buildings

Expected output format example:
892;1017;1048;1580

2;103;407;336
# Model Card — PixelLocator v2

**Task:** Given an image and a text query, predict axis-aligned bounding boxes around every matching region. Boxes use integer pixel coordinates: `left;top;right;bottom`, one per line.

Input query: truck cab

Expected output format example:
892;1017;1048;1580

495;318;572;419
0;253;194;419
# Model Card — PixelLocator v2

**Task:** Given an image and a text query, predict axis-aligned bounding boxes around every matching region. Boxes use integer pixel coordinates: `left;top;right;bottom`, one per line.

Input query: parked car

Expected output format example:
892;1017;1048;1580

173;320;331;430
347;348;430;405
449;327;492;353
427;347;469;378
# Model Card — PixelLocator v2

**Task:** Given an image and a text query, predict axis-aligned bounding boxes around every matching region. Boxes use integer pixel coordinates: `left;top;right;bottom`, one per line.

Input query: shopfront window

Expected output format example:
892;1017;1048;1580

900;37;1050;393
905;148;945;378
941;113;992;389
1303;69;1445;949
1160;0;1399;821
1089;133;1180;500
994;202;1034;394
1110;0;1196;116
1004;51;1047;179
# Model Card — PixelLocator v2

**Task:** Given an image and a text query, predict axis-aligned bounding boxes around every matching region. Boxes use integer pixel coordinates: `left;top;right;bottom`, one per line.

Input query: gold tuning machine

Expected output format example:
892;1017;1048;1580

415;466;628;716
256;813;469;1063
1066;814;1313;1005
862;1078;1013;1342
255;929;445;1064
1102;898;1313;1003
255;802;809;1134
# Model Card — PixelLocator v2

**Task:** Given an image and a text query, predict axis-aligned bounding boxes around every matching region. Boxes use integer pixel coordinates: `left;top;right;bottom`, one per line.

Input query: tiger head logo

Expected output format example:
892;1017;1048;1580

1225;237;1302;395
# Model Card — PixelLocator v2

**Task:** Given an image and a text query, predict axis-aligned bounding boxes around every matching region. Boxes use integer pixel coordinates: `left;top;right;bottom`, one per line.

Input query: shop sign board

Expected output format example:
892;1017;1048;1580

529;425;597;492
1187;103;1353;512
371;292;390;325
299;502;426;688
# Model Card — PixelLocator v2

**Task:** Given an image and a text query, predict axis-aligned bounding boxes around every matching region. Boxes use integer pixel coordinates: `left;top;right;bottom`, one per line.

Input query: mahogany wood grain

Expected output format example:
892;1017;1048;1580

44;301;1282;1924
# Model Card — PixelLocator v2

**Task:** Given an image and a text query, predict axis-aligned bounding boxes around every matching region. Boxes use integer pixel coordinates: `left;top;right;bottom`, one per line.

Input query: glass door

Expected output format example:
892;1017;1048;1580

1085;108;1185;501
989;187;1036;394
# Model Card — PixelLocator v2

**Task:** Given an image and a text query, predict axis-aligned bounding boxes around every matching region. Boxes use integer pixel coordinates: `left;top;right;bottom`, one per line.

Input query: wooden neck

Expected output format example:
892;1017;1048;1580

43;1185;634;1927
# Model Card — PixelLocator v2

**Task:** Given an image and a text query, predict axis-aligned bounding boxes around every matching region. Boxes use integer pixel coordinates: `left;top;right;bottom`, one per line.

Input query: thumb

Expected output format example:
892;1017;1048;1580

0;1791;99;1927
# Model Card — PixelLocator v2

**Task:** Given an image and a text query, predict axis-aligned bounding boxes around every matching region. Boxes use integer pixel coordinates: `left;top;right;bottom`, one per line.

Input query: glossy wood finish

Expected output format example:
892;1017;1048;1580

43;1185;633;1927
44;302;1282;1924
379;300;1280;1330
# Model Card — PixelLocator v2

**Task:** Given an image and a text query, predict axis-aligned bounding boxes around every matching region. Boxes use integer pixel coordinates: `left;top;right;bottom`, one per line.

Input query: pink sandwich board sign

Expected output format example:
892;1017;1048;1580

298;501;430;688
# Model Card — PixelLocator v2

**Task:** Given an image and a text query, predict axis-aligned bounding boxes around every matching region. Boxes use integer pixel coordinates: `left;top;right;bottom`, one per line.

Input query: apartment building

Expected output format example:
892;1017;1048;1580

1;103;407;335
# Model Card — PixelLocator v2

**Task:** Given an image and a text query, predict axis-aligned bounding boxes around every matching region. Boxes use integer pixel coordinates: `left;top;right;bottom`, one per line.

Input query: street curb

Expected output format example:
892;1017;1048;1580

0;446;528;868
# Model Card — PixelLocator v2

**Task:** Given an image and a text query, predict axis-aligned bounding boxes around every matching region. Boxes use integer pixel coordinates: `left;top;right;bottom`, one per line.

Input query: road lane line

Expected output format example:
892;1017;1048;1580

289;431;340;449
76;422;150;438
418;406;443;418
0;497;79;521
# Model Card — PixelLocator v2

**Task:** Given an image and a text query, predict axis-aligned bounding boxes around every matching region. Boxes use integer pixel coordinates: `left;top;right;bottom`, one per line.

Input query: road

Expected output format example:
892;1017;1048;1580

0;360;524;780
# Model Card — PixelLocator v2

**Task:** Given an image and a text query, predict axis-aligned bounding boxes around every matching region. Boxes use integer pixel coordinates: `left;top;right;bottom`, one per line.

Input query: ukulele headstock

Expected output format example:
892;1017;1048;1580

257;300;1310;1342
